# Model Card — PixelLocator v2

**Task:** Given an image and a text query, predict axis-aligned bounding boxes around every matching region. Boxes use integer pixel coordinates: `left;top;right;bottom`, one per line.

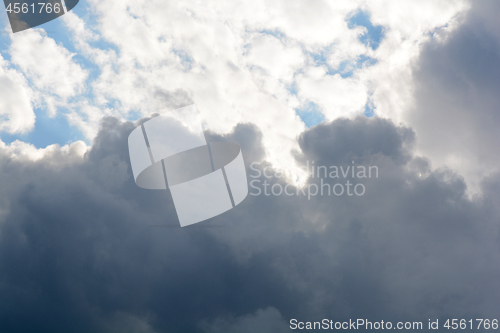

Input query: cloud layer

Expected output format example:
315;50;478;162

1;0;469;176
0;115;498;332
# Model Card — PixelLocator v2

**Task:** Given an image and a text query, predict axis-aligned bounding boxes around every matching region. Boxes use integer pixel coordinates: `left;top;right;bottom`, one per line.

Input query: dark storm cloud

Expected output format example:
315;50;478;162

0;112;499;333
408;0;500;189
0;117;298;333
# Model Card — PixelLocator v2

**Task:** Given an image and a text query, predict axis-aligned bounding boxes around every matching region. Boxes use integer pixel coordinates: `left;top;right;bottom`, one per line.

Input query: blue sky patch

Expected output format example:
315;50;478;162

296;101;325;128
257;29;287;41
364;97;375;117
347;10;384;50
329;55;378;78
0;108;85;148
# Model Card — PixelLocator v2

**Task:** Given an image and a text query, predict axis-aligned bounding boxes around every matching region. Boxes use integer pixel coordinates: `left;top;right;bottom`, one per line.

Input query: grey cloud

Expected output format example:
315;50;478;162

408;0;500;190
153;89;194;112
0;114;499;332
296;116;415;165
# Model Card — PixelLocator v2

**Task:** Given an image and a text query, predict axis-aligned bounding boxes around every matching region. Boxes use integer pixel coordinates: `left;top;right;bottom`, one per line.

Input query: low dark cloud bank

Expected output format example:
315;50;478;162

0;113;498;333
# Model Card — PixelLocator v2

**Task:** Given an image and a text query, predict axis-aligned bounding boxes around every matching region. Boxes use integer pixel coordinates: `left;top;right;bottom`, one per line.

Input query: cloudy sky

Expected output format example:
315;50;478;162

0;0;499;332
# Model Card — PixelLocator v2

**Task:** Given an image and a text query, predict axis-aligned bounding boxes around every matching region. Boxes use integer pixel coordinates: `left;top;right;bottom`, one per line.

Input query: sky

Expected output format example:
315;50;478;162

0;0;499;332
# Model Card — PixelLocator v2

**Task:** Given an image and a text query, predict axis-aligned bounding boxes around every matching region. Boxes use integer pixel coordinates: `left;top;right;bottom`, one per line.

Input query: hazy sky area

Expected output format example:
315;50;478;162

0;1;499;332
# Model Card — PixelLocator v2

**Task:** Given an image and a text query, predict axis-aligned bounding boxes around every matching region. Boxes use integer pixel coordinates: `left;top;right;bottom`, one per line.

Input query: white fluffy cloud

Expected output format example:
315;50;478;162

9;28;88;116
2;0;476;188
0;139;87;162
54;1;467;175
0;55;34;134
